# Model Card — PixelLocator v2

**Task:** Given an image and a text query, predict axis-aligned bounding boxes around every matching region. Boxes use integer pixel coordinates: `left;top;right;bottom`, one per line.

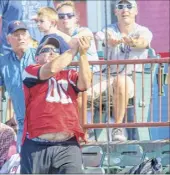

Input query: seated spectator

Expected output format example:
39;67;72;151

0;123;16;169
0;153;20;174
34;6;93;51
95;0;153;141
55;1;99;72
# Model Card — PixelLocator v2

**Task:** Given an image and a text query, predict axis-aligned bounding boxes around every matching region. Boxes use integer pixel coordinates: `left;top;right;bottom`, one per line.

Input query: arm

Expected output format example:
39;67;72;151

77;37;92;91
72;28;93;39
56;29;72;43
0;0;9;43
39;49;75;80
123;29;153;49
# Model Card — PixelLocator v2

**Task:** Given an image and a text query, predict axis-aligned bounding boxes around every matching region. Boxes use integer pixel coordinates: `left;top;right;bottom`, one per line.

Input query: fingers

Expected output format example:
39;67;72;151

122;36;133;45
78;36;91;53
78;36;90;47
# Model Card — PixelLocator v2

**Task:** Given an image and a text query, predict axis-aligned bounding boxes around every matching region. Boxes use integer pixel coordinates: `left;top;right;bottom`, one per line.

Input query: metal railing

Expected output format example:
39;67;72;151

79;58;170;131
0;58;170;136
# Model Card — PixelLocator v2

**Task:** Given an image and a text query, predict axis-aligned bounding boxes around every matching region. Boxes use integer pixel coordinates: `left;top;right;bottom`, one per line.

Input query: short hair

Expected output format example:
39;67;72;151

37;7;58;21
56;1;76;14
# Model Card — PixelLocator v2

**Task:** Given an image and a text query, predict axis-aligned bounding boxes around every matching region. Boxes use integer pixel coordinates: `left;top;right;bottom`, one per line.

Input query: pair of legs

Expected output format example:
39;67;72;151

78;74;134;141
20;137;83;174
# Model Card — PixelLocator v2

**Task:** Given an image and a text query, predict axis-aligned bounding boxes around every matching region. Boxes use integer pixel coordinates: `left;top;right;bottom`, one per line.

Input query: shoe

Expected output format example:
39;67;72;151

111;128;127;141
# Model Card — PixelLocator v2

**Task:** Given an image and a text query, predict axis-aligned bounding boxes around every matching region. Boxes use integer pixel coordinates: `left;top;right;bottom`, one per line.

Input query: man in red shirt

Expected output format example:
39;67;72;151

20;35;92;174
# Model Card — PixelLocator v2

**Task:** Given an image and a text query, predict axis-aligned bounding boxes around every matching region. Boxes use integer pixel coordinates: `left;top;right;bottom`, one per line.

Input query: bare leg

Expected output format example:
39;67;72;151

111;75;133;141
77;92;88;141
112;75;130;123
77;92;83;126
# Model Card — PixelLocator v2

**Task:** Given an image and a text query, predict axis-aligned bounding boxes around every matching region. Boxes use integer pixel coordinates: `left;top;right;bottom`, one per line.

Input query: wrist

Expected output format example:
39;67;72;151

80;51;87;56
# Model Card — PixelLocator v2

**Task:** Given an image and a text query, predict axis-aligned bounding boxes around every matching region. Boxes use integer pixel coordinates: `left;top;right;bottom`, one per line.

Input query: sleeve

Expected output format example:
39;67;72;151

140;27;153;46
57;35;70;54
132;26;153;47
68;70;83;93
0;0;9;16
22;64;43;88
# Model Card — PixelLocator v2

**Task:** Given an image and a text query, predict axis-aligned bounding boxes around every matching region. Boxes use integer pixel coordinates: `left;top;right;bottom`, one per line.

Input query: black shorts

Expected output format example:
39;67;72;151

20;137;83;174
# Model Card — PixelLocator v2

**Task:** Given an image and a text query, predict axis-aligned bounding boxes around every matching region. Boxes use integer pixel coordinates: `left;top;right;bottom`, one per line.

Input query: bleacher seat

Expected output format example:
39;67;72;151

82;146;105;174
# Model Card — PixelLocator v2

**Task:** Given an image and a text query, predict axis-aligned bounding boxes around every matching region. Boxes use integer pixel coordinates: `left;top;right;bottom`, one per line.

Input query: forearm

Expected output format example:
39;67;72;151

73;29;93;39
56;30;71;43
40;50;73;80
77;54;92;91
55;30;79;57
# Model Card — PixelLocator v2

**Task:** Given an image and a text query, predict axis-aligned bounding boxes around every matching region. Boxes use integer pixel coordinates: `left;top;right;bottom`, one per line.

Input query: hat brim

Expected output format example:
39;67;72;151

115;0;137;6
36;37;60;56
10;26;28;34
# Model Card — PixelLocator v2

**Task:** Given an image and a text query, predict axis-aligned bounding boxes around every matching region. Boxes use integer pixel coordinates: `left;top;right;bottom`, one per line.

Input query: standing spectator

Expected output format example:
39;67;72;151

96;0;153;141
0;0;54;55
0;20;36;151
20;35;91;173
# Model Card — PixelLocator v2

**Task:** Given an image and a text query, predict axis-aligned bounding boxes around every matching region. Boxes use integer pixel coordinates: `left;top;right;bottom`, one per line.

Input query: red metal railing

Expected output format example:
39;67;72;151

78;58;170;131
0;58;170;133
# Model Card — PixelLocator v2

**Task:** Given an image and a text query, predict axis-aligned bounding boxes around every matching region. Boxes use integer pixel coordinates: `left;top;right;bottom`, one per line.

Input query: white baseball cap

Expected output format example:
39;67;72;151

115;0;137;6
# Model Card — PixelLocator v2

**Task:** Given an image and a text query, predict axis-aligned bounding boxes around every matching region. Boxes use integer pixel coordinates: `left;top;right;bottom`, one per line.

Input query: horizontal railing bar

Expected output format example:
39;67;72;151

83;122;170;129
70;58;170;66
81;139;170;146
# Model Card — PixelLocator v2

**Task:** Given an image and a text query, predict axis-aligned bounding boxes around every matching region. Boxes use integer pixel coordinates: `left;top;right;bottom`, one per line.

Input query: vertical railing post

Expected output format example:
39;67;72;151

82;91;88;139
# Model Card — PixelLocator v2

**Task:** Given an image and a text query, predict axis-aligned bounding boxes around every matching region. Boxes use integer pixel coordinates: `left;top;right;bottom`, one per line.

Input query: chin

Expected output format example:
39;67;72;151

18;46;27;52
123;20;131;25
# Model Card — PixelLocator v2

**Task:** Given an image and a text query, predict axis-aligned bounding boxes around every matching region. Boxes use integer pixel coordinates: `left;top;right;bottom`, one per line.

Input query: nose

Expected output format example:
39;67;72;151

122;7;129;12
17;34;24;40
63;15;70;20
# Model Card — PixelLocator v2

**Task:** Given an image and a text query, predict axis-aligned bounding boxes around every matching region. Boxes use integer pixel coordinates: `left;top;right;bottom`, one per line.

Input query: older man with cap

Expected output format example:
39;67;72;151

20;35;91;174
95;0;153;141
0;20;36;151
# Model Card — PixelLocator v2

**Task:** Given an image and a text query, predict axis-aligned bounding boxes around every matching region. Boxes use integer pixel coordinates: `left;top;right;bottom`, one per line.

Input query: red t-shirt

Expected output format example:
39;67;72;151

22;64;84;143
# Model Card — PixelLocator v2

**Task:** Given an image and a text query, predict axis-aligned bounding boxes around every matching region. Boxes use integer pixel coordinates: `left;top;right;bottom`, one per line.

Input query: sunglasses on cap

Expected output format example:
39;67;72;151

58;13;75;20
38;47;60;55
116;4;135;10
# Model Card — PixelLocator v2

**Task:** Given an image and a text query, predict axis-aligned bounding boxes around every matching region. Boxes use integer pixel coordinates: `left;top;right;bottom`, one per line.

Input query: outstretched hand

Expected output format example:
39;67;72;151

106;30;122;46
78;36;91;55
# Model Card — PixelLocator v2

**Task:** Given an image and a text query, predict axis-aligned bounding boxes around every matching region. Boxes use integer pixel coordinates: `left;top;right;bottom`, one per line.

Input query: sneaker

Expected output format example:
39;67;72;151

111;128;127;141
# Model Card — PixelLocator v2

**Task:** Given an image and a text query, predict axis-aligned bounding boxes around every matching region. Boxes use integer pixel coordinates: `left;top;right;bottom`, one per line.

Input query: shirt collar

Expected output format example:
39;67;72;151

11;48;31;61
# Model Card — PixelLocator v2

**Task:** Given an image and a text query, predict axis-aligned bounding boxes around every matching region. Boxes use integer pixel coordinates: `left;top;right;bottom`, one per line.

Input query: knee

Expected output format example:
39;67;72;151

113;76;132;94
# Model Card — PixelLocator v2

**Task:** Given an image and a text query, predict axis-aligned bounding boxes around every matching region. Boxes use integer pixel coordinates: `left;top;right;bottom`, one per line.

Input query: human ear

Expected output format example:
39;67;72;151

6;35;11;45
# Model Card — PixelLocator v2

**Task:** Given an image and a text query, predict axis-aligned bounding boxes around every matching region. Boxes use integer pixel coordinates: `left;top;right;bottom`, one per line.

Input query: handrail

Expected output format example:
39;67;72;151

70;58;170;66
1;58;170;132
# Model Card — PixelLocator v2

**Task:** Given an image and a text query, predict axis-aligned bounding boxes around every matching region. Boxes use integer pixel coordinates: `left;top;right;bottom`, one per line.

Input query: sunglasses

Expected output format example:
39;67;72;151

39;47;60;55
58;13;75;20
116;4;135;10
